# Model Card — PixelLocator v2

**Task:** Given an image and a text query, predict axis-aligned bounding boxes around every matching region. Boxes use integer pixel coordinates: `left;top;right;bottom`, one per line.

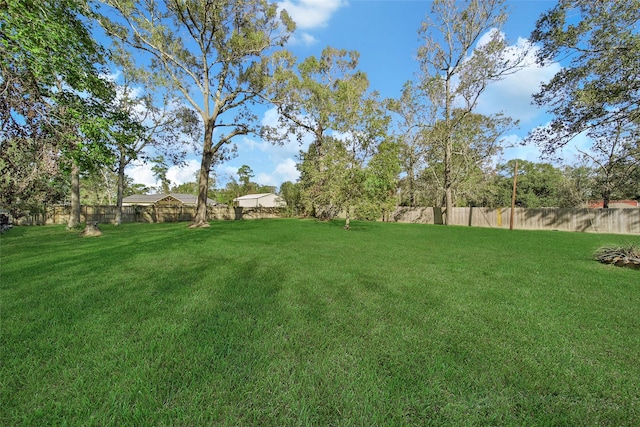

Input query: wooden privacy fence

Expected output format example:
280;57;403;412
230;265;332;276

390;207;640;235
12;205;279;225
10;205;640;235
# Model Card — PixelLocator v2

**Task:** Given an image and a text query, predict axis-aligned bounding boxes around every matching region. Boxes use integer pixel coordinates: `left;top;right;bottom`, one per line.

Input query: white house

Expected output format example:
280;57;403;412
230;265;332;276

233;193;286;208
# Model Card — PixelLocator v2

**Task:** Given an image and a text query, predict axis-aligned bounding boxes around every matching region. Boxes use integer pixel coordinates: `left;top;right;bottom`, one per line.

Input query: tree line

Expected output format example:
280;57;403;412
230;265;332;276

2;0;638;228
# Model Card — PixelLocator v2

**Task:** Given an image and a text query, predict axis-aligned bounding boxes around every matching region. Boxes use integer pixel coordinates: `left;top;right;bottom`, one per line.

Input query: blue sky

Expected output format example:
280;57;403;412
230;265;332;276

127;0;578;191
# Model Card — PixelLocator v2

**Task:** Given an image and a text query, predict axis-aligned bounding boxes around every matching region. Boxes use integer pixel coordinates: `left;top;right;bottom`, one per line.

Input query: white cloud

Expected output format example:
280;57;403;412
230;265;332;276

275;158;299;177
475;37;561;124
288;32;319;46
278;0;346;30
213;108;317;188
127;158;202;190
476;28;503;48
126;161;157;188
219;164;240;178
239;136;272;153
100;70;122;82
500;134;544;163
167;159;200;185
255;158;300;187
210;164;240;188
498;126;592;166
258;107;314;157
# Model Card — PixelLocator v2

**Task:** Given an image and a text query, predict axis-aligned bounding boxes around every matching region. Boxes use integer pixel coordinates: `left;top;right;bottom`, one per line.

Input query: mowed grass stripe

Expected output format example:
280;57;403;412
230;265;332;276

1;219;638;425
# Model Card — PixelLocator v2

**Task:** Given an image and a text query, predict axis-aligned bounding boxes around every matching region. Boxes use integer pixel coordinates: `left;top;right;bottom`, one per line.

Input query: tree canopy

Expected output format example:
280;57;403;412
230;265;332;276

266;47;391;221
528;0;640;208
2;0;638;222
98;0;295;226
1;0;116;217
529;0;640;155
415;0;526;223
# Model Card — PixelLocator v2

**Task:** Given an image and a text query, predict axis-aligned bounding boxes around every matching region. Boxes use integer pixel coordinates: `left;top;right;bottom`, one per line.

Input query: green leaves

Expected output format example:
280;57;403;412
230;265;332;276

415;0;526;221
268;47;397;220
98;0;296;224
1;0;118;215
529;0;640;154
528;1;640;207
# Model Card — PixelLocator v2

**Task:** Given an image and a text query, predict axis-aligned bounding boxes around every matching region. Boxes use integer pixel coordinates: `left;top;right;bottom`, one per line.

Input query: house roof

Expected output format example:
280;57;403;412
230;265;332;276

122;193;220;206
233;193;275;201
588;200;639;208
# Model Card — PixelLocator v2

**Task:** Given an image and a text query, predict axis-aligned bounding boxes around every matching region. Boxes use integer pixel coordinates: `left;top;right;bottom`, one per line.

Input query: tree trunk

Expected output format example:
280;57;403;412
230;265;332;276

602;186;611;209
115;152;126;226
192;119;215;228
444;135;453;225
443;77;452;225
344;205;351;230
67;161;81;229
408;158;416;207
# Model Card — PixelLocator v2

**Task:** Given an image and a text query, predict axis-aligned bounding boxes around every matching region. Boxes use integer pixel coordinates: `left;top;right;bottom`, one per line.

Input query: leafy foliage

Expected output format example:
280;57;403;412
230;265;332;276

415;0;527;222
279;181;302;217
98;0;295;226
1;0;116;216
575;119;640;208
267;47;397;225
357;138;402;221
107;78;200;224
529;0;640;155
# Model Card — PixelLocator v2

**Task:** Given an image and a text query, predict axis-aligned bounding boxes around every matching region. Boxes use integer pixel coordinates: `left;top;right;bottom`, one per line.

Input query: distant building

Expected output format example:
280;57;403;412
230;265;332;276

122;193;222;207
233;193;285;208
588;200;639;208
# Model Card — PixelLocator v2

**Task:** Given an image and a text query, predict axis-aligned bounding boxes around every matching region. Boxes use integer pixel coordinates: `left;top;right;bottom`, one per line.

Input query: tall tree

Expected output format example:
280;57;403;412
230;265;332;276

577;119;640;208
416;0;526;224
279;180;301;217
266;47;378;220
423;110;513;207
495;160;569;208
98;0;295;227
81;164;128;205
151;155;171;194
529;0;640;156
358;138;401;221
266;47;361;148
1;0;116;222
388;82;433;207
237;164;255;193
558;164;595;208
62;87;120;229
109;79;199;225
529;0;640;207
333;91;391;229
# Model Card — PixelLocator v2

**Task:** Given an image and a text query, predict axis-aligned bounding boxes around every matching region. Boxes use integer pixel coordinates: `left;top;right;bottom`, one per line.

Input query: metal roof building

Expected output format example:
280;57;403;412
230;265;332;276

233;193;285;208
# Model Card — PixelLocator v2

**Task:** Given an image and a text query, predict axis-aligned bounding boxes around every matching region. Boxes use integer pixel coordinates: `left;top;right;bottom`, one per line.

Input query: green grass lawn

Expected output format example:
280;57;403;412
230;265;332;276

1;219;638;426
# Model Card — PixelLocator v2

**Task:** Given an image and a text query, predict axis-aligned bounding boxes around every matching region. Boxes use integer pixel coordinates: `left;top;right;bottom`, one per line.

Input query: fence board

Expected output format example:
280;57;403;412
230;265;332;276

9;205;640;235
390;207;640;235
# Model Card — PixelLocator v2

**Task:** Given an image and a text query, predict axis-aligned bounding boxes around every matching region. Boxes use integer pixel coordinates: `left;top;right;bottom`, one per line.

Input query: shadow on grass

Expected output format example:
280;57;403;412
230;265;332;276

1;241;290;424
3;220;639;425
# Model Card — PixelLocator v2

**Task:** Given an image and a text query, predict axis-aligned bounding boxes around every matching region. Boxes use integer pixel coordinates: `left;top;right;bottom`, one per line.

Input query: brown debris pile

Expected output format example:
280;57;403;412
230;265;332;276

81;222;102;237
595;245;640;270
